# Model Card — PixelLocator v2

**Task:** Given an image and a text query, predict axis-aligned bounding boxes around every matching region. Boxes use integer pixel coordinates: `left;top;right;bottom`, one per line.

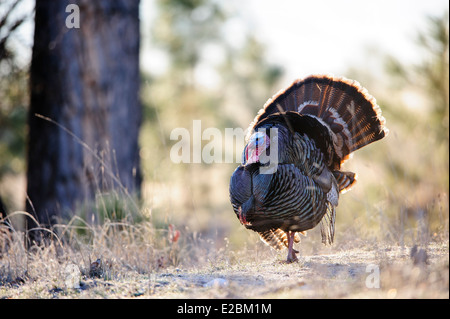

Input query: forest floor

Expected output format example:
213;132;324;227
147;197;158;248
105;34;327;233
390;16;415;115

0;238;448;299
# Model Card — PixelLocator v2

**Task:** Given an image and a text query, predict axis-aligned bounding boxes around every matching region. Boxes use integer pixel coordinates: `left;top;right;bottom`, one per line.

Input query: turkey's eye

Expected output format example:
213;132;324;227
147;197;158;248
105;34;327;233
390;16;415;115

255;136;262;147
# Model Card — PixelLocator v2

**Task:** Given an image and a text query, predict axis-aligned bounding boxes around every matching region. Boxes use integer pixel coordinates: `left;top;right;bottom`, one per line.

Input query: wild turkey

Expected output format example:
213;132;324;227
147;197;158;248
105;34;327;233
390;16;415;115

229;74;388;262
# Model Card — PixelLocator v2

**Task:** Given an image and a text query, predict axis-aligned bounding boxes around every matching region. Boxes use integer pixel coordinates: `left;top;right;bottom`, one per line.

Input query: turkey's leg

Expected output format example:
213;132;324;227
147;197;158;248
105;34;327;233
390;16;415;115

286;231;298;263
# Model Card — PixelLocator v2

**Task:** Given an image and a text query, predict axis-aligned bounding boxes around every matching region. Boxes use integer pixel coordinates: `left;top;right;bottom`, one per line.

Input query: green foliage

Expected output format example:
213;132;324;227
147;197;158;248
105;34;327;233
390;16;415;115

0;0;28;178
386;11;449;143
153;0;226;72
0;68;27;176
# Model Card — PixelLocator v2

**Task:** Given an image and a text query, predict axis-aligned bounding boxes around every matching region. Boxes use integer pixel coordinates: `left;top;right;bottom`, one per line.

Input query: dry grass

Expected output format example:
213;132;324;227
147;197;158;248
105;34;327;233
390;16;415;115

0;210;448;299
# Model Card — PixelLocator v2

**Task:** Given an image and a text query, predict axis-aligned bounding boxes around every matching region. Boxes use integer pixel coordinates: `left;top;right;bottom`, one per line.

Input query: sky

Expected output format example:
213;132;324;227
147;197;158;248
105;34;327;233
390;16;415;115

8;0;449;85
239;0;448;80
140;0;448;88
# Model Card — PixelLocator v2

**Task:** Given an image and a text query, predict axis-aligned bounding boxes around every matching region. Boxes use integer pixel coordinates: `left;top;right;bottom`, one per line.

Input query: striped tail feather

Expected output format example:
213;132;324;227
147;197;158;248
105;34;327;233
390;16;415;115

249;74;388;167
333;170;357;193
258;228;304;250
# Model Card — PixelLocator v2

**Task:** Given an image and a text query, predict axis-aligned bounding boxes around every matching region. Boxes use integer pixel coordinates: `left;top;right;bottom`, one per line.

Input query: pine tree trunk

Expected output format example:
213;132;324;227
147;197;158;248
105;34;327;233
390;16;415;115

26;0;141;234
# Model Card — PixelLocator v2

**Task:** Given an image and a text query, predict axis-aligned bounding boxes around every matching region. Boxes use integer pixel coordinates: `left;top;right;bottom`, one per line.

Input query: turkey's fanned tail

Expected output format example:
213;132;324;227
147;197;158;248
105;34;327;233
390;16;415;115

248;74;388;169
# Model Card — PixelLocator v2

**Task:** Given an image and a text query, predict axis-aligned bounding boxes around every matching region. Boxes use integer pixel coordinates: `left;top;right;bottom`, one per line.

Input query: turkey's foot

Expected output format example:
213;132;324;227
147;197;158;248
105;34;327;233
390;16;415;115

286;251;298;263
285;231;299;263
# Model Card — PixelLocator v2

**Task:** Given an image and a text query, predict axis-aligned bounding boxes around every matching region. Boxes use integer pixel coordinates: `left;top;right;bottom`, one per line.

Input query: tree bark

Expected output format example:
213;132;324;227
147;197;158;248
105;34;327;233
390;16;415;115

26;0;141;233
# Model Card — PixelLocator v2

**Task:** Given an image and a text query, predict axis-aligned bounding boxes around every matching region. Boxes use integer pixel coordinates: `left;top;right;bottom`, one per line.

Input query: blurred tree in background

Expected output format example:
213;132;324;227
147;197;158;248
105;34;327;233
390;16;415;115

26;0;142;239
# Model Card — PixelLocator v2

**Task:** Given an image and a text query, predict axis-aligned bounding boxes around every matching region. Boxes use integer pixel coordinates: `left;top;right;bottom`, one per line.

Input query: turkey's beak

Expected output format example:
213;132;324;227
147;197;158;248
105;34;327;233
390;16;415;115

238;207;251;226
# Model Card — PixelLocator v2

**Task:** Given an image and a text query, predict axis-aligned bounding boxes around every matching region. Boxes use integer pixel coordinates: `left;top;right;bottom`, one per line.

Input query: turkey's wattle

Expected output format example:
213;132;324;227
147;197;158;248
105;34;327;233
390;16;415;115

229;75;388;263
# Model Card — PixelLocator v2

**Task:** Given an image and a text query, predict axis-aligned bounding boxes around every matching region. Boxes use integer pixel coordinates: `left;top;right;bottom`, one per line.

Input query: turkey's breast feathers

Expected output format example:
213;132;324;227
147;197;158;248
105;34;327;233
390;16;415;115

230;120;333;233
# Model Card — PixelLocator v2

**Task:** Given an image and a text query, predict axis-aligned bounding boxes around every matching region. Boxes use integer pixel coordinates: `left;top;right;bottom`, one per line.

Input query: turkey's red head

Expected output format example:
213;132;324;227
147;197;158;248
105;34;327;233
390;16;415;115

243;131;270;165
